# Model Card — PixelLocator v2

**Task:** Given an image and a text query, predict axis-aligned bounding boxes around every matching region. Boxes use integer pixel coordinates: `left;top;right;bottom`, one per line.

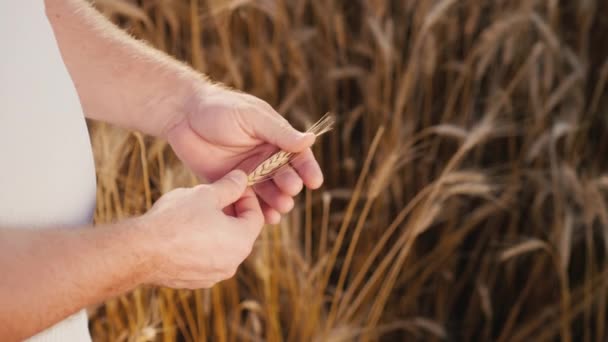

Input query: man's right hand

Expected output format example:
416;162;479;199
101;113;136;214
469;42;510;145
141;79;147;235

0;169;265;340
138;170;264;289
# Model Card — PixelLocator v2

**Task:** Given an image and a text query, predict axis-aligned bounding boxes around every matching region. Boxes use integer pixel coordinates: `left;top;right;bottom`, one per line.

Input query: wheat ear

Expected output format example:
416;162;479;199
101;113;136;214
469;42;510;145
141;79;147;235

247;113;335;185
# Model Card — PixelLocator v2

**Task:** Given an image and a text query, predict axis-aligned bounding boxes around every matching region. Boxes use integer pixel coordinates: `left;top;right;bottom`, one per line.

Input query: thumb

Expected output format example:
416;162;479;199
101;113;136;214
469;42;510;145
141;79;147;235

210;170;248;208
250;114;315;153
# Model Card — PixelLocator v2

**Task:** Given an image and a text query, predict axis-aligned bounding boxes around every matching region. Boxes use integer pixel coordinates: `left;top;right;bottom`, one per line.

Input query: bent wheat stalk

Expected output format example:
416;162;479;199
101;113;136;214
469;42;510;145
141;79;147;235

247;113;335;185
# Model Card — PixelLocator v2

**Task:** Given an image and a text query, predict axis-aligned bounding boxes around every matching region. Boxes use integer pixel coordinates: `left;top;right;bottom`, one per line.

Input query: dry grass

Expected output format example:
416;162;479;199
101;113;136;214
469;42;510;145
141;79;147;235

88;0;608;341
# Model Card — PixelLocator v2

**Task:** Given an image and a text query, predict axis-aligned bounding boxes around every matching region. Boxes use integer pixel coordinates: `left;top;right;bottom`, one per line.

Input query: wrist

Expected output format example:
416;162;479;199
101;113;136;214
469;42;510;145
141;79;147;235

160;72;229;140
118;216;162;286
158;71;213;139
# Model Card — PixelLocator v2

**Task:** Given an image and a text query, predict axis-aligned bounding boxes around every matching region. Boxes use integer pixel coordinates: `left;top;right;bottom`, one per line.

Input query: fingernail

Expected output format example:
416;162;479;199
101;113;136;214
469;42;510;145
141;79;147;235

228;170;247;184
300;132;315;141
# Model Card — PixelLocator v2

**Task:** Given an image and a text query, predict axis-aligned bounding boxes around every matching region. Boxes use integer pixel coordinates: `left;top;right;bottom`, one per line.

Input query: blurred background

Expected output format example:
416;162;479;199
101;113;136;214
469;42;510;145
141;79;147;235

88;0;608;341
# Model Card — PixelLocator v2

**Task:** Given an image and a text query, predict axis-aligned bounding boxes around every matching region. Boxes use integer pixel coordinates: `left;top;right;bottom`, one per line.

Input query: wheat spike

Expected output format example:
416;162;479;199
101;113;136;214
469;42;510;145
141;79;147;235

247;113;335;185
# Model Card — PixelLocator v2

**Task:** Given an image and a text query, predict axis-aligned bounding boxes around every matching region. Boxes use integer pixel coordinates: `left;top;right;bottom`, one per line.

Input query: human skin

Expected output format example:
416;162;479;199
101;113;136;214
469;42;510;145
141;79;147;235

0;0;324;340
46;0;324;224
0;170;263;340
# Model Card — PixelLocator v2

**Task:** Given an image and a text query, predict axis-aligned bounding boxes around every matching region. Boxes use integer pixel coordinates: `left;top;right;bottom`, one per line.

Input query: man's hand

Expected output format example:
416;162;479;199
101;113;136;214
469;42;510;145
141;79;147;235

166;84;324;224
0;170;264;339
47;0;324;224
140;170;264;289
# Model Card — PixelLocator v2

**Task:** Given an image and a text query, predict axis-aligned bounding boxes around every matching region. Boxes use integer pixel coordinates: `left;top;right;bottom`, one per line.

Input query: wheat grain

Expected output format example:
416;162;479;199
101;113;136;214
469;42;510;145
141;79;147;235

247;150;294;185
247;113;335;185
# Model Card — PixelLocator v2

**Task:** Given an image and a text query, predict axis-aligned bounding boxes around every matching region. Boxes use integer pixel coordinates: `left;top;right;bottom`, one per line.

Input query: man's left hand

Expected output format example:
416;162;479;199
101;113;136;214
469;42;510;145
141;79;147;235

166;84;324;224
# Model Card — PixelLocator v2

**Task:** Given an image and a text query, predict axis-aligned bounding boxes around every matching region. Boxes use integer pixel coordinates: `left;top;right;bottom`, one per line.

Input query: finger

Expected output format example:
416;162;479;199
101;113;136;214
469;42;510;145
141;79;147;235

223;204;236;217
254;181;294;214
260;199;281;224
210;170;248;207
290;149;324;189
232;188;264;230
272;165;304;196
247;110;315;153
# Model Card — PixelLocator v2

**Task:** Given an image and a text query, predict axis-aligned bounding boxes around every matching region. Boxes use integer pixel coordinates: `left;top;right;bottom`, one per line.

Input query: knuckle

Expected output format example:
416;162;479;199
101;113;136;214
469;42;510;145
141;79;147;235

223;265;238;280
262;102;277;114
197;184;213;194
193;281;215;289
171;280;189;290
190;184;211;199
229;268;239;279
215;257;235;275
184;283;199;290
212;263;227;276
238;241;254;258
199;185;217;201
278;120;292;134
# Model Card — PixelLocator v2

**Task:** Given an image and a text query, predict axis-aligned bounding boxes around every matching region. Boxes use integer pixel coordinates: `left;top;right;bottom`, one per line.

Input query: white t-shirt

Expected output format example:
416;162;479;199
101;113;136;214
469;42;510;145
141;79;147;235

0;2;96;341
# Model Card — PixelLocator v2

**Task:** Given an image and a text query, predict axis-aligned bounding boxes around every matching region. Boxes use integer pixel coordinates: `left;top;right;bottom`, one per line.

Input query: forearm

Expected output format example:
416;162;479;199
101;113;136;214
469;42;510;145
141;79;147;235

0;220;153;340
45;0;204;137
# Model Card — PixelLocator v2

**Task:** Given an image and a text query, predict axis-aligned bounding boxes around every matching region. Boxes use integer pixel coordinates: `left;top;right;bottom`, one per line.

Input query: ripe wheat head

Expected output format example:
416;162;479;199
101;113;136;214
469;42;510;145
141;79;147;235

247;113;335;185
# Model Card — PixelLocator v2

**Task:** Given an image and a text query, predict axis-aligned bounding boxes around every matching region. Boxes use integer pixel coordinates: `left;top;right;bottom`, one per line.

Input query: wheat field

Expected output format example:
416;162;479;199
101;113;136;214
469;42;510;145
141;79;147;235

88;0;608;341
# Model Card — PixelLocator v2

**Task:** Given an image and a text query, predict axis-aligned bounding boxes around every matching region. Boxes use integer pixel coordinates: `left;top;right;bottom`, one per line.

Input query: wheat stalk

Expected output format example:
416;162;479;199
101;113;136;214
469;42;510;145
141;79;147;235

247;113;335;185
